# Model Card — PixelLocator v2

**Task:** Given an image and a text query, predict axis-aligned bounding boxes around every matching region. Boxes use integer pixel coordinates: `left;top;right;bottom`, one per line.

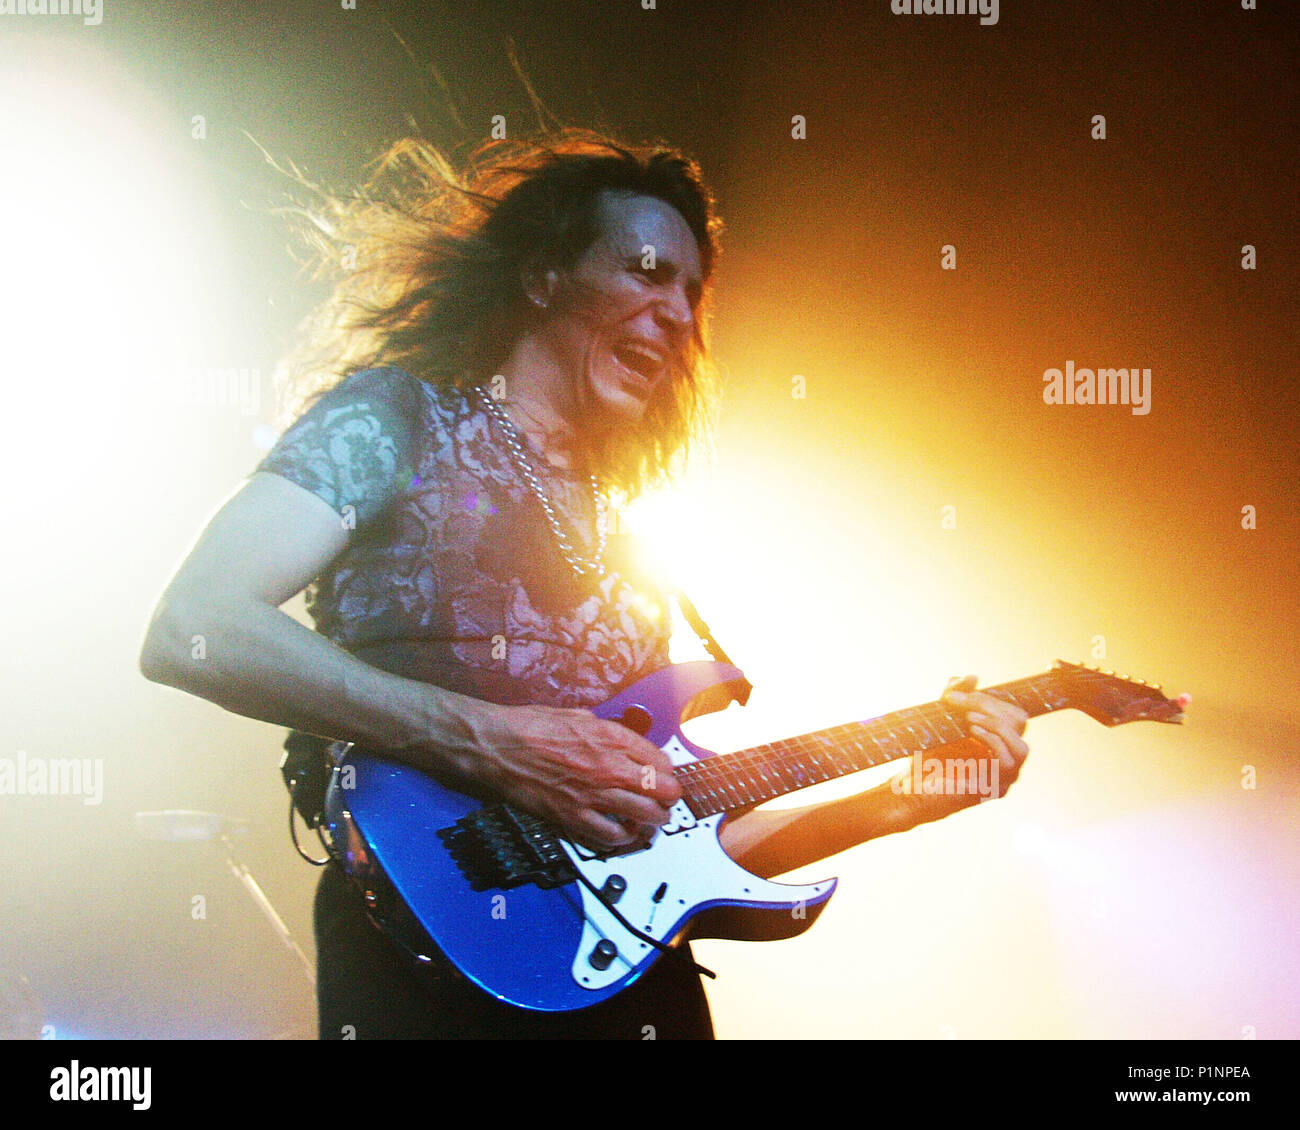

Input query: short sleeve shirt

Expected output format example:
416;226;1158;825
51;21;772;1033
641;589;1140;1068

254;366;671;709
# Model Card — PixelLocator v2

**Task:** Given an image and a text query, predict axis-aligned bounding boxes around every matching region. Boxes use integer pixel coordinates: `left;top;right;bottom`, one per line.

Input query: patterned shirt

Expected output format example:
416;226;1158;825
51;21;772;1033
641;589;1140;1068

255;366;671;709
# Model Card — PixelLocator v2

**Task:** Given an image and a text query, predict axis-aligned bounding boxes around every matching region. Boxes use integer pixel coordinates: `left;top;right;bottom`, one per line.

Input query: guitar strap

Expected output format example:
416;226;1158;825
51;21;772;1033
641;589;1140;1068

612;526;753;704
669;587;753;706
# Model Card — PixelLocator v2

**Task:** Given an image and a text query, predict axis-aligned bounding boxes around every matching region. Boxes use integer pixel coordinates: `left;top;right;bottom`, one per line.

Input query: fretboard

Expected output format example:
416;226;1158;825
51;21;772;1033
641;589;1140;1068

672;672;1072;818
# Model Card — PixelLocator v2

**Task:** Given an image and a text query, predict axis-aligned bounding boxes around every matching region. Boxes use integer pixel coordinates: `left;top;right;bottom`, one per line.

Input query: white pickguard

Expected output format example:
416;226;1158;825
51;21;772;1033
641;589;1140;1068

565;735;834;993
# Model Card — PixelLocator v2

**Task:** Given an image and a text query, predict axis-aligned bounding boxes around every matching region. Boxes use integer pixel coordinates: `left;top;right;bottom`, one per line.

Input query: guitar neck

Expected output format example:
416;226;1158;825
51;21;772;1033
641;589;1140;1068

673;673;1070;817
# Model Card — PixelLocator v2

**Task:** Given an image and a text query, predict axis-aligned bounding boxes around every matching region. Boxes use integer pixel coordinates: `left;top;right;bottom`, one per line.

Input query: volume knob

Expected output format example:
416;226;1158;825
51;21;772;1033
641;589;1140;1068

588;939;619;970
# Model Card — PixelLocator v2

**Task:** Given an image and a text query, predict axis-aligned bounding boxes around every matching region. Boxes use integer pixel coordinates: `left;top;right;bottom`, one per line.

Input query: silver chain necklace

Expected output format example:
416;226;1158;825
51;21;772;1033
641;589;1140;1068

474;386;608;579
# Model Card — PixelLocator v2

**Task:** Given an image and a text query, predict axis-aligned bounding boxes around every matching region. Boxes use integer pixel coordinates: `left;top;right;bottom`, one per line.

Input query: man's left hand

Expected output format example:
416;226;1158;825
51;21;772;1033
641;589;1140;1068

936;673;1031;803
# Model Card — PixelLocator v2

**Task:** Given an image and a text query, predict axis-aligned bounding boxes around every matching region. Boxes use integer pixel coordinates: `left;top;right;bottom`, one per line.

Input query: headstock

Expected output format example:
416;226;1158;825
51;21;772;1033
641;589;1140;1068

1050;661;1189;726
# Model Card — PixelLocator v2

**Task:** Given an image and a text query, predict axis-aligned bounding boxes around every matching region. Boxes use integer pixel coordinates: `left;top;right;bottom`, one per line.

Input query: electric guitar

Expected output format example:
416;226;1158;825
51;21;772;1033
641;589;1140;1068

321;660;1187;1011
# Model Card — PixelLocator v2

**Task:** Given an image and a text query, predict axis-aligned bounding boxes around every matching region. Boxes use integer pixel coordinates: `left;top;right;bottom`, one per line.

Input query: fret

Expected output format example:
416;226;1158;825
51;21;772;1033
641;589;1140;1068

682;785;709;818
857;735;886;769
767;744;805;791
895;709;929;752
670;670;1084;818
754;745;784;793
1028;679;1054;713
865;729;896;765
900;713;920;750
695;769;728;813
889;723;911;758
840;737;865;774
775;751;805;787
703;753;762;811
736;758;769;805
909;706;949;749
677;777;705;816
686;772;715;814
986;685;1029;714
1028;676;1063;713
892;711;920;751
708;762;738;806
782;750;813;791
804;745;833;782
754;748;788;796
866;722;908;762
773;739;803;773
733;756;765;803
737;762;766;804
824;744;846;776
933;706;968;744
838;735;866;770
720;767;751;809
1013;683;1037;712
849;731;884;768
819;735;855;776
889;724;909;757
785;746;812;783
820;739;848;776
991;677;1053;717
717;764;748;811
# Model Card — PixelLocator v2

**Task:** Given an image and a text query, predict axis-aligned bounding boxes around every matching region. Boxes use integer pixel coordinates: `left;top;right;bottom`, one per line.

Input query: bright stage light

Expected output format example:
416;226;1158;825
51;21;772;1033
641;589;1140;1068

622;439;963;792
0;39;231;509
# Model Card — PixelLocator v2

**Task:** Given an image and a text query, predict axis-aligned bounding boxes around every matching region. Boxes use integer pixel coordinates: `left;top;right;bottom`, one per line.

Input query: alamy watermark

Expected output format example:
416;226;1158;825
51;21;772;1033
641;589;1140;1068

50;1061;150;1110
891;753;999;800
0;752;103;805
156;366;262;416
0;0;102;26
891;0;999;27
1043;361;1152;415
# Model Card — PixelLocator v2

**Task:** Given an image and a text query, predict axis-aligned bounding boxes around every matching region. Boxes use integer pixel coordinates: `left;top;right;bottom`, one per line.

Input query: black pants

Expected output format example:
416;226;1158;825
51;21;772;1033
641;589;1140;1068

314;862;715;1039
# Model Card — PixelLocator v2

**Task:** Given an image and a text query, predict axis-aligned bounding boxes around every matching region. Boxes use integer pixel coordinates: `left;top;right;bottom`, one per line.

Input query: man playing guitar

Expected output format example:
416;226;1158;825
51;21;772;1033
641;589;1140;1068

139;131;1030;1038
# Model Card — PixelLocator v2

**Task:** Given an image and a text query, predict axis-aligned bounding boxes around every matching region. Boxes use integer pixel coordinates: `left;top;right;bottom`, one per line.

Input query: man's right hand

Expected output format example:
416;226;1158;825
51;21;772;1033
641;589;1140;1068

450;702;682;851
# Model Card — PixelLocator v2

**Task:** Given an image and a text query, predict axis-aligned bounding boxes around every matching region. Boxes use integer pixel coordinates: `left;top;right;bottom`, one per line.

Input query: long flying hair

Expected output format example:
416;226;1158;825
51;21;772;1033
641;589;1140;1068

270;128;724;499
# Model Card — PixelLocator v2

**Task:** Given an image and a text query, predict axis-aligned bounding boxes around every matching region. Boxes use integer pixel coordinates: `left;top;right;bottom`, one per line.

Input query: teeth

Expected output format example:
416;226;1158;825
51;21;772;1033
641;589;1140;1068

616;340;665;364
613;341;665;379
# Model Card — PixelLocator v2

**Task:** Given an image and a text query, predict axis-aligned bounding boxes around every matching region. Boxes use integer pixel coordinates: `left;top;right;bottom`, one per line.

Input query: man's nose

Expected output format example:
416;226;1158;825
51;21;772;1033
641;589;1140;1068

654;289;693;339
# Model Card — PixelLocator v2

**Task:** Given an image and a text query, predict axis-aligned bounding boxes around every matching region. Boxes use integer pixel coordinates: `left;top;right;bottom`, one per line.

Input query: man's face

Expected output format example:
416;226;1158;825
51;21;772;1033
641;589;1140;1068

542;191;704;429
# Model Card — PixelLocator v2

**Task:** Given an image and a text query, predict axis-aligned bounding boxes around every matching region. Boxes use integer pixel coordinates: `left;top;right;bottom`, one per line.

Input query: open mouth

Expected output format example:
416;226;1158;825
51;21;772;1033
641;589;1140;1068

610;341;666;391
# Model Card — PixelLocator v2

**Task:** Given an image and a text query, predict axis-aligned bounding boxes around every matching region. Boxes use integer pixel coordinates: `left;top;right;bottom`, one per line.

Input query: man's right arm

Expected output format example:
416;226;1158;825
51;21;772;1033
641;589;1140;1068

138;471;678;849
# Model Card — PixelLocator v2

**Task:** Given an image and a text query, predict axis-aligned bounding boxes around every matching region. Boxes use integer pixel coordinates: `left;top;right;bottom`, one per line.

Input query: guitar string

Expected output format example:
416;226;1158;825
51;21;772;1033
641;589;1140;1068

679;671;1066;782
679;701;1037;800
678;667;1156;812
670;671;1134;815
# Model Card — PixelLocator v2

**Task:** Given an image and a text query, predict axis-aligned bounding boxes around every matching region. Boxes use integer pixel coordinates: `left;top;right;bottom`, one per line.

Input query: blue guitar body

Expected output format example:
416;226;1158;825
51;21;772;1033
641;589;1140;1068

322;661;837;1011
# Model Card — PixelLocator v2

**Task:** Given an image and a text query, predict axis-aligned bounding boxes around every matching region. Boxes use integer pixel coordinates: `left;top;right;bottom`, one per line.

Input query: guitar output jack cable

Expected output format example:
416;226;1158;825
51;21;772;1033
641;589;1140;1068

568;864;717;982
287;782;332;866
